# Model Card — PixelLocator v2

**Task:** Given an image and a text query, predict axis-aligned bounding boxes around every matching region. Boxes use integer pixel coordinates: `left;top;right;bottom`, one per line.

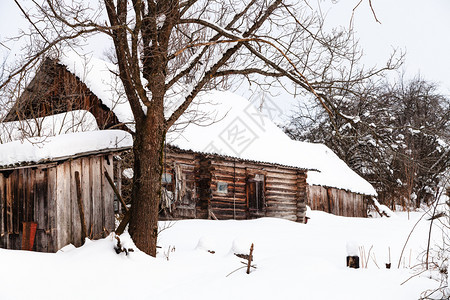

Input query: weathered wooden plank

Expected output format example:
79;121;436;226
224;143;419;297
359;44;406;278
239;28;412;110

28;169;35;224
0;173;6;237
6;175;14;234
265;188;297;196
212;210;247;219
115;159;122;213
265;178;298;186
211;159;299;176
211;185;246;193
210;167;246;175
266;201;297;209
11;172;20;234
33;168;48;252
211;195;246;203
210;175;244;184
266;193;297;201
267;204;297;212
210;202;247;210
18;170;25;235
91;156;103;238
102;155;115;234
104;165;128;212
265;180;297;188
211;181;246;188
56;162;71;250
212;190;246;198
296;173;307;218
0;174;4;237
166;151;197;161
80;157;91;235
70;159;83;247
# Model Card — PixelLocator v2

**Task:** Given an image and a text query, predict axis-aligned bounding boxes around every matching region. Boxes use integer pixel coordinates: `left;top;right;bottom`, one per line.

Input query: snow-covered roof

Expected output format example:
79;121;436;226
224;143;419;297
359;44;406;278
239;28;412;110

292;141;377;195
0;130;133;169
0;110;98;144
167;90;376;196
55;54;376;195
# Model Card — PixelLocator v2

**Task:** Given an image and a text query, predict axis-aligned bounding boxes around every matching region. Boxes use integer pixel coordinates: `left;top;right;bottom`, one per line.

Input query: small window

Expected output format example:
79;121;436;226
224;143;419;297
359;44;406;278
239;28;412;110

217;182;228;194
113;199;119;213
162;173;172;184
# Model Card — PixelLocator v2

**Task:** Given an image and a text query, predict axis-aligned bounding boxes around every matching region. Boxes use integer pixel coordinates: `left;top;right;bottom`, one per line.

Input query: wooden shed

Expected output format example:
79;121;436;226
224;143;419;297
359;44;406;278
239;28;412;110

160;147;307;222
0;130;132;252
295;142;375;218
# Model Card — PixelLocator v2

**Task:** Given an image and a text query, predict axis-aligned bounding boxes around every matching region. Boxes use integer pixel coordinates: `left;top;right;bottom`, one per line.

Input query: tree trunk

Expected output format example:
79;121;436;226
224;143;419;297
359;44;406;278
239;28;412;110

128;111;166;257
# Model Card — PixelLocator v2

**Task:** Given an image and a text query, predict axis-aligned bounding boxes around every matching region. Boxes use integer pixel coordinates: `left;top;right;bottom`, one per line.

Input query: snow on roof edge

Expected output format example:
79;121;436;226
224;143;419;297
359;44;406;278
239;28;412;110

0;130;133;169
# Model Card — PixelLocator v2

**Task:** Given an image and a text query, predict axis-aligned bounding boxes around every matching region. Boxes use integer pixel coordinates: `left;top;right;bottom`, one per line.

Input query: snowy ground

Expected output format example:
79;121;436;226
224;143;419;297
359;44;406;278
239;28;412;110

0;210;447;300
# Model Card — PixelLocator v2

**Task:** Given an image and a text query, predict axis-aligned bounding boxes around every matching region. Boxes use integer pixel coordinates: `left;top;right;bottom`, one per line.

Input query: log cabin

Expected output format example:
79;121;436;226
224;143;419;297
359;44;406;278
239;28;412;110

160;146;307;222
0;130;132;252
2;53;376;223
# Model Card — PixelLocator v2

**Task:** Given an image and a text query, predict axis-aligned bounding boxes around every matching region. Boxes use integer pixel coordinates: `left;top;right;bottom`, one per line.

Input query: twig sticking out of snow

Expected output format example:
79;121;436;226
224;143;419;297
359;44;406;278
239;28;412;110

359;245;374;268
164;245;176;261
246;244;254;275
227;243;257;277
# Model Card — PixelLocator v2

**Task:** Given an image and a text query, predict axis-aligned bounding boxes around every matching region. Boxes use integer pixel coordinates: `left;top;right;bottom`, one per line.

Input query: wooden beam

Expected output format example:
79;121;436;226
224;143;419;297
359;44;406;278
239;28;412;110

74;171;88;244
115;210;130;235
104;170;129;212
246;243;254;274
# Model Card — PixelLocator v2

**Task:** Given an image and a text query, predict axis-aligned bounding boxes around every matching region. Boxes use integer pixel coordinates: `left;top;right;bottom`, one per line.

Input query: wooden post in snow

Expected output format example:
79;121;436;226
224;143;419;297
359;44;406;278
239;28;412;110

104;170;129;212
74;171;88;243
247;243;254;274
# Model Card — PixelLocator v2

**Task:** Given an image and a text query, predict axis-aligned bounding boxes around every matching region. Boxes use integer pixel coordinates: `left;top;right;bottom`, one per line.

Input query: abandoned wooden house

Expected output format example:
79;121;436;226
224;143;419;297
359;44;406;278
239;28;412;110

2;53;376;223
160;146;308;222
0;130;132;252
3;54;133;132
299;142;373;218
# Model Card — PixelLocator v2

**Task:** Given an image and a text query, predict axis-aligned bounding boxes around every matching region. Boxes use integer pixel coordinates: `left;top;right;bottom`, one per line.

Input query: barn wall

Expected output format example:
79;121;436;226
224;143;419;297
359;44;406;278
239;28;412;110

209;157;307;222
0;154;115;252
307;185;367;217
158;151;308;223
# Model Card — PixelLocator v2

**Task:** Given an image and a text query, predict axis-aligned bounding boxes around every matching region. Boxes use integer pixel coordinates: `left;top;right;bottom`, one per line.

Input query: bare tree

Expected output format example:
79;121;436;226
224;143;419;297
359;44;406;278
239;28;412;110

287;76;450;210
1;0;400;256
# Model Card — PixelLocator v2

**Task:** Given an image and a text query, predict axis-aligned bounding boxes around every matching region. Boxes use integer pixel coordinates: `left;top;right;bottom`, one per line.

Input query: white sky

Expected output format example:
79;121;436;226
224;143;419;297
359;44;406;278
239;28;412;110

320;0;450;95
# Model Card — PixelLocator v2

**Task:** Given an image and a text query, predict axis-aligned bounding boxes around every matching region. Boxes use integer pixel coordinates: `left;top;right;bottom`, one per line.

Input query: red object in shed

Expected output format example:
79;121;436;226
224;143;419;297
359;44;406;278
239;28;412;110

22;222;38;251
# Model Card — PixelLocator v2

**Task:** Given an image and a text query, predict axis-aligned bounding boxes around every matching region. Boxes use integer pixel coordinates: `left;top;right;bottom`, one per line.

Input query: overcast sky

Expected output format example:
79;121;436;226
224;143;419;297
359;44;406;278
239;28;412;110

1;0;449;107
321;0;450;95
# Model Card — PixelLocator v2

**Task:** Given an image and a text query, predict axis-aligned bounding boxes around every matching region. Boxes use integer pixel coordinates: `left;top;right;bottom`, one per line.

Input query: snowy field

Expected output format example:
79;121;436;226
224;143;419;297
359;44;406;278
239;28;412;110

0;210;447;300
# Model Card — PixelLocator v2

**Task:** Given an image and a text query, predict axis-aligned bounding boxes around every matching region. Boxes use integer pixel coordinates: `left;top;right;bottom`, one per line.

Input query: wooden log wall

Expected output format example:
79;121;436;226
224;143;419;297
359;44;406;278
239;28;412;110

296;172;308;223
209;159;248;220
0;154;115;252
209;157;307;222
307;185;367;217
159;149;309;223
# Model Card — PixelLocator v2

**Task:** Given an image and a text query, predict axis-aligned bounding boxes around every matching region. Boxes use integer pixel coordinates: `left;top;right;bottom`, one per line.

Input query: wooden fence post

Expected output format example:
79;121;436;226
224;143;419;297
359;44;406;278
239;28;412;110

74;171;87;243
